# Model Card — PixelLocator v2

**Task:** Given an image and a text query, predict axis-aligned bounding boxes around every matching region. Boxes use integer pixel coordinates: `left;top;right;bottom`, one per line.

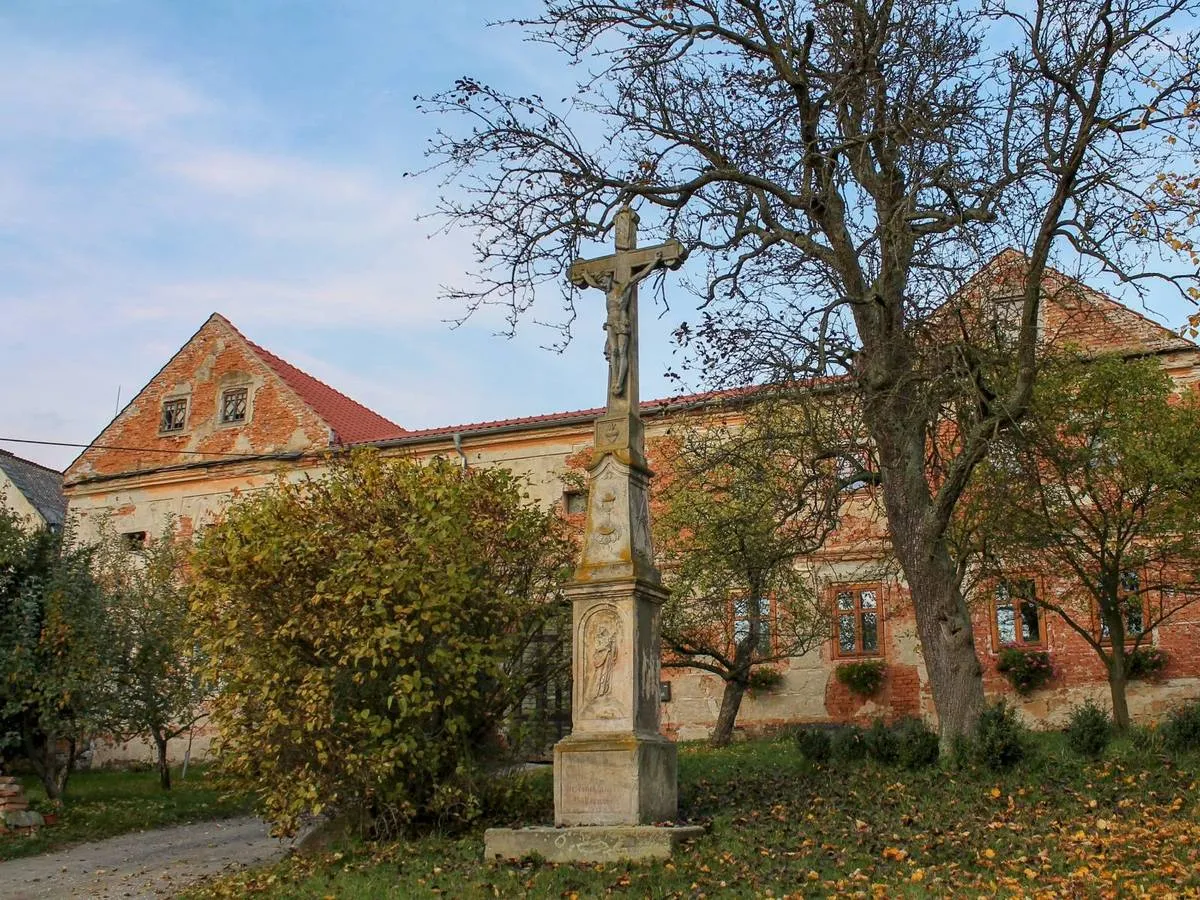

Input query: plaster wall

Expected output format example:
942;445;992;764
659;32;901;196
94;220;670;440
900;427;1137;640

0;472;45;529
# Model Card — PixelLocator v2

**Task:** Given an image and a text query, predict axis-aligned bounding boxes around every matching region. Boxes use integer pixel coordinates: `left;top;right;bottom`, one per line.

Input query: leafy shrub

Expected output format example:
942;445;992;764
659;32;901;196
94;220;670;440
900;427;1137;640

792;727;832;764
864;718;900;765
190;453;574;836
996;649;1054;695
1125;646;1168;681
961;701;1027;771
1065;700;1111;759
835;660;886;697
894;717;941;769
746;666;785;696
830;725;868;763
1163;699;1200;753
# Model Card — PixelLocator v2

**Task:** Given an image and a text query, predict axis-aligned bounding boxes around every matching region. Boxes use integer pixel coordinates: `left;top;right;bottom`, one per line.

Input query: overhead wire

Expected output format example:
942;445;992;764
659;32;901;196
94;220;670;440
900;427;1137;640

0;437;292;460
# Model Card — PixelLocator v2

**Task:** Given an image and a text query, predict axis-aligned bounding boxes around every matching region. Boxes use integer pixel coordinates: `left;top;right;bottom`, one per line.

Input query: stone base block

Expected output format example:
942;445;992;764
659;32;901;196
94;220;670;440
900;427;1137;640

2;810;43;828
554;733;677;826
484;824;705;863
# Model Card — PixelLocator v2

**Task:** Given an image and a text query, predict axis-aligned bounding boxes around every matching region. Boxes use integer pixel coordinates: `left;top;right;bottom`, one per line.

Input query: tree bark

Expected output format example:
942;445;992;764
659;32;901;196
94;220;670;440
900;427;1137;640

154;732;172;790
1107;647;1131;732
710;678;748;747
876;421;986;745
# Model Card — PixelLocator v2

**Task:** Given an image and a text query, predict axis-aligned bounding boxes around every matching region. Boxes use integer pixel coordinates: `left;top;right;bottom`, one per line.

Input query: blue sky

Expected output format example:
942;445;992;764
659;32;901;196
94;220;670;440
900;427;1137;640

1;3;1194;471
0;1;691;470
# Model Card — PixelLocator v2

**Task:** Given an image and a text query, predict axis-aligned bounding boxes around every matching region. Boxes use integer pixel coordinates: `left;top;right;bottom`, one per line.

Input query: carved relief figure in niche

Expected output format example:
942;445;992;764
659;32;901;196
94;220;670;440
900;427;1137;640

581;606;621;711
591;621;618;698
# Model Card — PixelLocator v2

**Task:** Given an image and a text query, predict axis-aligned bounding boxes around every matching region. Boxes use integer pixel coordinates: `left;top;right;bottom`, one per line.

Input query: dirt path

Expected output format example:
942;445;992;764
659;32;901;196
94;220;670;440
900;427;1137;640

0;816;290;899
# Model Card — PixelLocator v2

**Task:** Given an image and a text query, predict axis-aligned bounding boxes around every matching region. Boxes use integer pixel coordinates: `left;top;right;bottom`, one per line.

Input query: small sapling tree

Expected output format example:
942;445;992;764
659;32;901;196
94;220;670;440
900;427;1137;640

653;402;841;745
92;519;210;790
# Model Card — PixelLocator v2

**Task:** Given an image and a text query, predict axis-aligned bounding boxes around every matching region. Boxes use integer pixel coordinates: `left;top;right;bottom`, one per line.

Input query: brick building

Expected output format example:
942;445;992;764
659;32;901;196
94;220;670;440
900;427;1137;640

64;258;1200;758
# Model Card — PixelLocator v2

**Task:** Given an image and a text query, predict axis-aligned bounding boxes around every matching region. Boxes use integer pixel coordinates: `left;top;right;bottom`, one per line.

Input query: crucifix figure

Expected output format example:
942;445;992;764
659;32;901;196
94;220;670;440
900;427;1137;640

568;206;686;412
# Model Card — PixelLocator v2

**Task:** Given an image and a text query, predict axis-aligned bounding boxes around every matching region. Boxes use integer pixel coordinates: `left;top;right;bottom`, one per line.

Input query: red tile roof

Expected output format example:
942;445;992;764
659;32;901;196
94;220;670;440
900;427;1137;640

368;383;803;444
217;316;406;444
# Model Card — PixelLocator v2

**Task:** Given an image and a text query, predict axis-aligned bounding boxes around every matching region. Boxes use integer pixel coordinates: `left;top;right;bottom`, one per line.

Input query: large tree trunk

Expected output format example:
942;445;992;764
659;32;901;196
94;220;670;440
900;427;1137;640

710;678;748;747
1107;646;1131;732
875;420;987;744
154;732;172;790
23;727;66;801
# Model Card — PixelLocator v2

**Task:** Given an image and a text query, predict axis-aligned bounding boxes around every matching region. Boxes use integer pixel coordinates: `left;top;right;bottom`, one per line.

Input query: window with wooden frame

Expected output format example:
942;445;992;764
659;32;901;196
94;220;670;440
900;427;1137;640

562;489;587;516
159;397;188;433
990;577;1045;650
833;584;882;658
733;596;772;655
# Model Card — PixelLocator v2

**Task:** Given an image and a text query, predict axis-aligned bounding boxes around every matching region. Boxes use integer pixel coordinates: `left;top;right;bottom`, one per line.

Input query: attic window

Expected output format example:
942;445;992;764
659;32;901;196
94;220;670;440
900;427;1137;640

160;398;188;432
221;387;248;424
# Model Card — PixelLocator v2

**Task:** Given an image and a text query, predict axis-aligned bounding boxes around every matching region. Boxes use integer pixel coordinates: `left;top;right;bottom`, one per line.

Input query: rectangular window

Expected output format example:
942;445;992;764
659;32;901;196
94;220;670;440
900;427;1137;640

992;578;1043;648
160;398;187;432
563;489;587;516
833;584;881;657
221;387;248;424
121;531;147;550
733;596;772;655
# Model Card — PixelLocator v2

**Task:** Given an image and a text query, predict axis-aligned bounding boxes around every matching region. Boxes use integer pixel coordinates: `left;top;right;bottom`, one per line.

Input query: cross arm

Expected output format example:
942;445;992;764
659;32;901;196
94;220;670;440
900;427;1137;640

568;239;688;288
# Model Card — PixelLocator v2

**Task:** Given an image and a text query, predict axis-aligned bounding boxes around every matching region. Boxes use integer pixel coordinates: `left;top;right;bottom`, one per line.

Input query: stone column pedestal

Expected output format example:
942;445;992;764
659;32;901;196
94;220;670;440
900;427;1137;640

553;569;675;827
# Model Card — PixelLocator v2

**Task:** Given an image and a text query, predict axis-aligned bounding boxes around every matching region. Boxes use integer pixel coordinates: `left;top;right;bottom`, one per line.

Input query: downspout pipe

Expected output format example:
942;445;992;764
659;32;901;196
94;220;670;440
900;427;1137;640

452;433;468;470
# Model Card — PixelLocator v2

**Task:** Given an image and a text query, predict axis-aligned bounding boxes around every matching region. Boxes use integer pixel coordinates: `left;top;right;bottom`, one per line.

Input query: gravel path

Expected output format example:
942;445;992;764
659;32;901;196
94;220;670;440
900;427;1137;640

0;816;290;899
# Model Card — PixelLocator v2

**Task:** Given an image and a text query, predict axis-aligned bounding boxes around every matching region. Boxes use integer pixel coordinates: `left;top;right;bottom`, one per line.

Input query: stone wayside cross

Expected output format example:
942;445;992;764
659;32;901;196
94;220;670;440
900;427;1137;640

485;207;703;864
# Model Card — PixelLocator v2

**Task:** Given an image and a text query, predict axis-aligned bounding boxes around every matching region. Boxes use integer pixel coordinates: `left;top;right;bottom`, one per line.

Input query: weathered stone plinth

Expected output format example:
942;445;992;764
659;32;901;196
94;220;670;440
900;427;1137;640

554;732;677;826
484;824;705;864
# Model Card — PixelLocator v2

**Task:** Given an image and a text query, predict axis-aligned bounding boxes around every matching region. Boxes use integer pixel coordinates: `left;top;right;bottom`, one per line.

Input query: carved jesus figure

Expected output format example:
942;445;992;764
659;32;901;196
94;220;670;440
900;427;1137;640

604;282;633;398
591;623;618;699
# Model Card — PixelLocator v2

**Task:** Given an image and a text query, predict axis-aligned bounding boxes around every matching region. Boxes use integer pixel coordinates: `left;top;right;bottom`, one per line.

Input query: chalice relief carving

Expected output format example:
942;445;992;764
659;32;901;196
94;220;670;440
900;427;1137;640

592;485;622;546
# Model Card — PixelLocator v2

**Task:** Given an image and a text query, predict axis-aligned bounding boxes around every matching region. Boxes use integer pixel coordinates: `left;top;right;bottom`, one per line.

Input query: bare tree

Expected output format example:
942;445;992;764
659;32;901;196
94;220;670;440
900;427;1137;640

424;0;1200;739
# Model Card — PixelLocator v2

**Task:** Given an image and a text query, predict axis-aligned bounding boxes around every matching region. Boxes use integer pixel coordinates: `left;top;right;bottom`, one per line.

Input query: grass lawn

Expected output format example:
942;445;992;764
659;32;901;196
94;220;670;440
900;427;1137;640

185;732;1200;898
0;765;253;861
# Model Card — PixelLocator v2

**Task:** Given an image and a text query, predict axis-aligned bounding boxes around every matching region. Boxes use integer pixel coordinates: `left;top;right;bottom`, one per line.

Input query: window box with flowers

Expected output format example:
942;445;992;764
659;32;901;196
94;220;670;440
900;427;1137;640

996;648;1054;695
1126;646;1169;681
835;659;887;698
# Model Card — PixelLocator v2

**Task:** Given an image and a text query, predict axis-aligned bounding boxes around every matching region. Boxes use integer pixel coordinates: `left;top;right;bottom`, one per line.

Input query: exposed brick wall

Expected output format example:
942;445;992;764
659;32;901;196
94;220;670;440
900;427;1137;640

65;316;331;483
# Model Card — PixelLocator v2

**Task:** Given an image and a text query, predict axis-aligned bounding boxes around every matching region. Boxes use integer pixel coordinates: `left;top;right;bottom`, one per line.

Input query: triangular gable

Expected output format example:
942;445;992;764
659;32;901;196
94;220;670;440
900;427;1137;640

943;250;1196;357
65;315;401;483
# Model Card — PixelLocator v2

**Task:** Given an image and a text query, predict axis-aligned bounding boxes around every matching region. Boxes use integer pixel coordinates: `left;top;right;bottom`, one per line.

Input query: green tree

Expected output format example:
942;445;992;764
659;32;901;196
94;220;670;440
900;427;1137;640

425;0;1200;740
92;520;210;790
965;356;1200;730
0;508;112;799
190;452;574;835
654;404;842;746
